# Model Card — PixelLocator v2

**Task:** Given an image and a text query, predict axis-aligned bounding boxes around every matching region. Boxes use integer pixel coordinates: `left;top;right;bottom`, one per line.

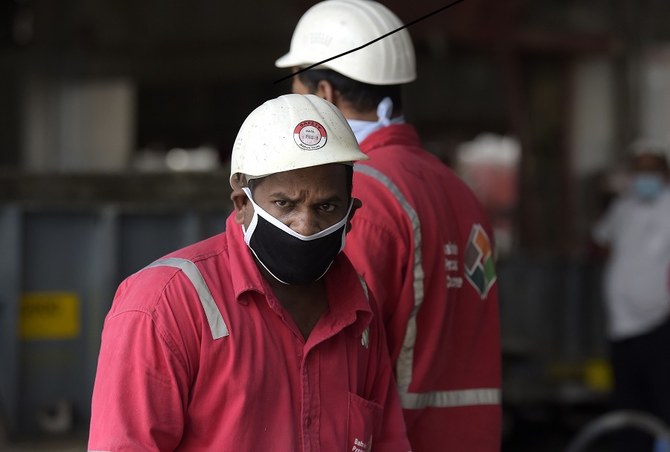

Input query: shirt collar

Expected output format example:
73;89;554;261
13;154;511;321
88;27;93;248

227;213;267;303
357;122;421;152
321;254;373;339
347;116;406;144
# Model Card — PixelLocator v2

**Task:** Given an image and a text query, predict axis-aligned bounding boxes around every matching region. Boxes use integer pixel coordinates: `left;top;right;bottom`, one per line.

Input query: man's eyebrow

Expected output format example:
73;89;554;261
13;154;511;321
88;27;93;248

266;191;298;201
267;191;344;203
314;194;345;204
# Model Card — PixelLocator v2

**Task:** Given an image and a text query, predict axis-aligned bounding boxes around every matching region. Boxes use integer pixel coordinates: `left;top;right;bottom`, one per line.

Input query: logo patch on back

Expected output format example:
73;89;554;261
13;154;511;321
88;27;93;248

464;224;496;298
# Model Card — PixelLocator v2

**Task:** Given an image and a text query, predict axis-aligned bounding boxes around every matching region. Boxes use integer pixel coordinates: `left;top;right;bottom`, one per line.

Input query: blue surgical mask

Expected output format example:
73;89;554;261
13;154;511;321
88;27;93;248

632;173;665;201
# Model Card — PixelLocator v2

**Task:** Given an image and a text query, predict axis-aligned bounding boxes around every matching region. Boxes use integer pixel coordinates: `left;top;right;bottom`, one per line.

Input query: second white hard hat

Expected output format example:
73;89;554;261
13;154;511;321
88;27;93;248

275;0;416;85
230;94;367;187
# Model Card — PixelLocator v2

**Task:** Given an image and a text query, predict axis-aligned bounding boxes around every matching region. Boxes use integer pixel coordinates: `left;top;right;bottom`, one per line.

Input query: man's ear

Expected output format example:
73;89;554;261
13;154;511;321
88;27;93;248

231;188;250;225
315;80;337;104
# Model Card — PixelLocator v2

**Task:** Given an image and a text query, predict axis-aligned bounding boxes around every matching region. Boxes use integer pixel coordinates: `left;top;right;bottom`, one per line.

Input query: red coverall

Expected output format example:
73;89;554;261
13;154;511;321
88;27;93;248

88;213;411;452
345;123;502;452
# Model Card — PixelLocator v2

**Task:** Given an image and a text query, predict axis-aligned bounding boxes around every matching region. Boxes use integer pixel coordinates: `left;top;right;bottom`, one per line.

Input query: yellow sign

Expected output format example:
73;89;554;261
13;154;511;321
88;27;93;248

19;292;80;340
585;358;613;393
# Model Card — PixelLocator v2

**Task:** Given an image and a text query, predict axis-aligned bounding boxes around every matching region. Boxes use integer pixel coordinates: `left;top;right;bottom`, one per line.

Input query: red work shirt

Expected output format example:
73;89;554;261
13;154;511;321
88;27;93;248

345;124;502;452
88;213;410;452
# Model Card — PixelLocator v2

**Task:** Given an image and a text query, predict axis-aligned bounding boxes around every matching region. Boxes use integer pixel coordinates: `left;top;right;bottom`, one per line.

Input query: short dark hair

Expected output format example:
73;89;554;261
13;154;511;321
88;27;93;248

297;69;402;114
631;153;669;174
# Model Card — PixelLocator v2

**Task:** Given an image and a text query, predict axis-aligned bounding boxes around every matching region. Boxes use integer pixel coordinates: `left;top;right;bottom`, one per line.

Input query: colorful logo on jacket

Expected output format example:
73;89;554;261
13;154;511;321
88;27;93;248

464;224;496;298
293;120;327;150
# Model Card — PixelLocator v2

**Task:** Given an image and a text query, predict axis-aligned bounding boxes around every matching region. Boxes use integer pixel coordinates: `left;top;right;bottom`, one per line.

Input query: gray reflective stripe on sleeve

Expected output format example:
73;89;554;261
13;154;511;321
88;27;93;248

355;165;501;410
145;257;229;339
357;275;369;300
399;388;502;409
354;165;424;404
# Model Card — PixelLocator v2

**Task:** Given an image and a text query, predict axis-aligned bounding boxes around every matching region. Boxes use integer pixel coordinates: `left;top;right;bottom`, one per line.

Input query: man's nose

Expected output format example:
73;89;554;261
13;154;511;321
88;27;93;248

289;212;321;236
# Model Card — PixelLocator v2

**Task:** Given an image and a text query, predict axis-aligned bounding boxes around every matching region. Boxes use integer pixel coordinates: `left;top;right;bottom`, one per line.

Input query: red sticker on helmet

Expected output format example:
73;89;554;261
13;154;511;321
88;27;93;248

293;120;327;150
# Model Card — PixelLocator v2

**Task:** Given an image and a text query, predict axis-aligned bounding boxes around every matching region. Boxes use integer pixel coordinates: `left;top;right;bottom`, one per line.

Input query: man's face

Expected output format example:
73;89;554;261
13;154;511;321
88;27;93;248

234;164;358;235
632;154;668;180
629;153;668;201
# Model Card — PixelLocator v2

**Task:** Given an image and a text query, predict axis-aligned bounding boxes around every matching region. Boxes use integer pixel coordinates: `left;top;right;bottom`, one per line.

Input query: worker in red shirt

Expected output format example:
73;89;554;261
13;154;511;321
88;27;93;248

277;2;502;450
88;94;411;451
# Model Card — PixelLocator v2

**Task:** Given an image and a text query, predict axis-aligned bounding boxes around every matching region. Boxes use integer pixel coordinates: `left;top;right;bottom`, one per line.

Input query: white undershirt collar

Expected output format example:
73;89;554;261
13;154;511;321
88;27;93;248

347;97;405;143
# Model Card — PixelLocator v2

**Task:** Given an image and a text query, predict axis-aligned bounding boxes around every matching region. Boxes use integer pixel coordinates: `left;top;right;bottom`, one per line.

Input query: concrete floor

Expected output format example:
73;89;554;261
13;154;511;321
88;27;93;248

0;421;86;452
1;438;86;452
0;410;613;452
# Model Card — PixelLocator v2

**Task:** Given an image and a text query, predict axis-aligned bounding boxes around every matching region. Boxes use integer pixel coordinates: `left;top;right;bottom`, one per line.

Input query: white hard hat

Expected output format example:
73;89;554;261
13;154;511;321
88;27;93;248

275;0;416;85
230;94;367;187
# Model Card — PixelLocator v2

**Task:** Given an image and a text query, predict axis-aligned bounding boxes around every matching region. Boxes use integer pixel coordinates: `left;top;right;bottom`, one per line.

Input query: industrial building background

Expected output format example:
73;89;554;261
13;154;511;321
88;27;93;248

2;0;670;450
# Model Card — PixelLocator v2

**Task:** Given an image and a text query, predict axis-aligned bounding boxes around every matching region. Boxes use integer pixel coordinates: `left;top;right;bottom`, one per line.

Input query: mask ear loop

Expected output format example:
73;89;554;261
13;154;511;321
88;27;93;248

241;187;260;245
377;97;393;126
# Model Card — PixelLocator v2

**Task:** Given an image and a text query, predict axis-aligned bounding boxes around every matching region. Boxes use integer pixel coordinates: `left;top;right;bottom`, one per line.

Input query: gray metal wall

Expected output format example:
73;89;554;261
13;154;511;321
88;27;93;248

498;256;609;406
0;203;228;436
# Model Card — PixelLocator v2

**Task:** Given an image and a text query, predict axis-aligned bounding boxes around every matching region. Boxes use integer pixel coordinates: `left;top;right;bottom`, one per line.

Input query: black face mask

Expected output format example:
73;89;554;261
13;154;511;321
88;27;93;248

241;187;353;285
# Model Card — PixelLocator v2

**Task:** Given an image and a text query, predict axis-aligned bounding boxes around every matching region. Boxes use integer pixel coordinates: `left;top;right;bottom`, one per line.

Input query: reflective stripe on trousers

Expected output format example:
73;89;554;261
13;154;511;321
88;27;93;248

354;164;500;409
144;257;229;339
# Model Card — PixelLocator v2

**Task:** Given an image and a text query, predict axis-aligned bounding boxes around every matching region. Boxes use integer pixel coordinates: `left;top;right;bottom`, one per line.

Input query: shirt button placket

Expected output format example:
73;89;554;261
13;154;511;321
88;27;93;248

301;351;308;451
302;343;322;452
302;349;316;452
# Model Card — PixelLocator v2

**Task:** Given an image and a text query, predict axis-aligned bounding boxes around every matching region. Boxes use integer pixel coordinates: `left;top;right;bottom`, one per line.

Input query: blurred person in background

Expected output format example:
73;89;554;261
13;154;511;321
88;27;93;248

277;1;502;450
88;94;411;451
592;140;670;451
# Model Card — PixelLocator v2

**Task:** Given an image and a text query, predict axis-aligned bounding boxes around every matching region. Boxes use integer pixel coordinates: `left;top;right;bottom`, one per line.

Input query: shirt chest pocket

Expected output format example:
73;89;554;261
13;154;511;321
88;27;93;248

347;392;382;452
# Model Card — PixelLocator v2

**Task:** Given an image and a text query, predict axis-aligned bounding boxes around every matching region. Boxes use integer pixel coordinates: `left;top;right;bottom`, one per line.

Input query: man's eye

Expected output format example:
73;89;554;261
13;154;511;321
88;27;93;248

320;204;336;213
274;200;289;208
